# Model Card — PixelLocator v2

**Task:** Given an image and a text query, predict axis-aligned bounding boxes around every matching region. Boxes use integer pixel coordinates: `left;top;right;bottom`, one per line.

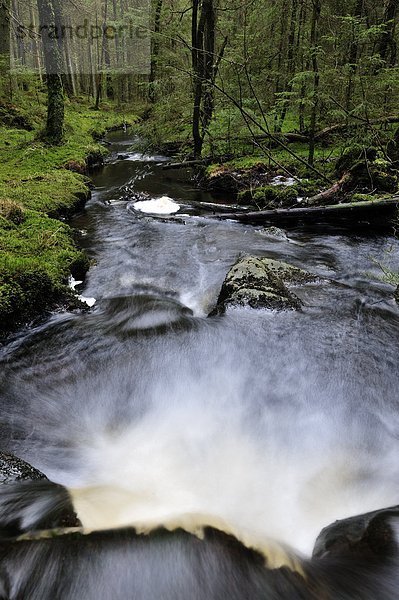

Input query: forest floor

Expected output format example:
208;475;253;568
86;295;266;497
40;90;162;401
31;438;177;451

0;93;139;338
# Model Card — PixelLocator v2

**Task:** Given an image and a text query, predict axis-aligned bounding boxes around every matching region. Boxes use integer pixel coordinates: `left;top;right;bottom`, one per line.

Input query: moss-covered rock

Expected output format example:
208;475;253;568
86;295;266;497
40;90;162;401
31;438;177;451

214;256;316;313
371;168;398;193
258;226;288;240
238;185;298;209
296;179;322;198
335;145;377;178
204;161;271;194
333;145;398;196
0;265;55;332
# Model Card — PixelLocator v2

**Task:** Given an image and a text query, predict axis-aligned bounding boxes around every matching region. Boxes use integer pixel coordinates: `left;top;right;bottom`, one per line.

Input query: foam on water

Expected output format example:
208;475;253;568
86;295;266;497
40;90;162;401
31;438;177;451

9;328;394;558
133;196;181;214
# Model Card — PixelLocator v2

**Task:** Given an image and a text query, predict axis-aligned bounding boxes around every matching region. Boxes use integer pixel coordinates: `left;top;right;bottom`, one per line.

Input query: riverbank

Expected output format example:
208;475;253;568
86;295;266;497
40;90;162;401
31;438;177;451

0;96;139;338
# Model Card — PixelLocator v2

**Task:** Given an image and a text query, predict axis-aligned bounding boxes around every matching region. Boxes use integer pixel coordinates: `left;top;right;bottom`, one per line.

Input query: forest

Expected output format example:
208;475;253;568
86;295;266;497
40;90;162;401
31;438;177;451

0;0;399;331
1;2;399;599
0;0;399;332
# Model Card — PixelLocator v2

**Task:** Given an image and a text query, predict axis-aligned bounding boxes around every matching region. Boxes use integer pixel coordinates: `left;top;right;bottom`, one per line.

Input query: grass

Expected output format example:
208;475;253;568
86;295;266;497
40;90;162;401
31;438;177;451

0;90;140;337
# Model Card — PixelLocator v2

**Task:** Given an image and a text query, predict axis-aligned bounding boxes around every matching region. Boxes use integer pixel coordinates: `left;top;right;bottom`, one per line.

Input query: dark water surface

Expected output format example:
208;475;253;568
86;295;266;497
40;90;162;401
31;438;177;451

1;132;399;597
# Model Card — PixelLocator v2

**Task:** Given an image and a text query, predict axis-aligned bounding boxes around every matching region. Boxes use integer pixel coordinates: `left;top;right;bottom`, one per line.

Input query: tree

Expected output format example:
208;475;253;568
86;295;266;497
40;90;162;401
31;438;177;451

376;0;398;67
36;0;64;144
149;0;163;103
192;0;217;157
0;0;11;100
308;0;321;167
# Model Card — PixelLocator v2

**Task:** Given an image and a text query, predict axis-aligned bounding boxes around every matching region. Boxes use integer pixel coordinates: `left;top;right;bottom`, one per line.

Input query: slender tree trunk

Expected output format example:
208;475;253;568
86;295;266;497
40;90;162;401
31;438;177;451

0;0;11;100
149;0;163;103
278;0;299;130
274;0;289;132
29;4;44;84
192;0;204;157
202;0;216;136
63;16;76;96
345;0;364;112
192;0;217;158
37;0;64;144
297;0;307;132
308;0;321;167
376;0;398;66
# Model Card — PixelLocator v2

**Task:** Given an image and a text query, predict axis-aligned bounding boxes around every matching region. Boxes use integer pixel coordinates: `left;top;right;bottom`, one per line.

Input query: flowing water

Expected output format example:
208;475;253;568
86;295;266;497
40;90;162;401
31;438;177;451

1;132;399;596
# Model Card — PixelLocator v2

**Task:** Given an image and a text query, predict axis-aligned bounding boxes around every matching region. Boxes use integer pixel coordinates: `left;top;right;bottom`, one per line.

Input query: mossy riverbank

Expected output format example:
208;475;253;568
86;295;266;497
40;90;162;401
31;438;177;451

0;96;139;338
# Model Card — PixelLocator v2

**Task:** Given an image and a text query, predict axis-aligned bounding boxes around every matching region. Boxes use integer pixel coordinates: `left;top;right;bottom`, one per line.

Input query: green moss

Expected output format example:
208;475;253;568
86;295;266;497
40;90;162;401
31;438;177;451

0;199;25;224
351;193;375;203
296;179;321;197
372;169;398;193
0;97;140;335
335;145;377;177
239;184;298;209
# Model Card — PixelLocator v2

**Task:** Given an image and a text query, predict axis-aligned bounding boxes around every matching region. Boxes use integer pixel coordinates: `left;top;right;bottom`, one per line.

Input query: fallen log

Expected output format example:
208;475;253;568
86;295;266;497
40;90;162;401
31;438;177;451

315;115;399;141
305;173;350;206
209;197;399;226
188;200;251;212
163;159;213;170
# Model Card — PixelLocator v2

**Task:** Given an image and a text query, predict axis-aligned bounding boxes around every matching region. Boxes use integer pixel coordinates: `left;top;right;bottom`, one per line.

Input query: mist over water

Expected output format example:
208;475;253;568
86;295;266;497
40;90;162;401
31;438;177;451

1;131;399;578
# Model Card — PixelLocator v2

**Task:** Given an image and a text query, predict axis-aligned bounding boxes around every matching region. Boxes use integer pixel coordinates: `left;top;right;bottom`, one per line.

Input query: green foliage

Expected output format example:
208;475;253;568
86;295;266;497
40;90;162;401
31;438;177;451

0;95;139;334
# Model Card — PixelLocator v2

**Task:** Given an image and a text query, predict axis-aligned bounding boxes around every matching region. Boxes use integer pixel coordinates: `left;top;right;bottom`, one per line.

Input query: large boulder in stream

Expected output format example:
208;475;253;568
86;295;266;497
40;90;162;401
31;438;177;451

214;256;316;312
0;452;81;528
313;506;399;561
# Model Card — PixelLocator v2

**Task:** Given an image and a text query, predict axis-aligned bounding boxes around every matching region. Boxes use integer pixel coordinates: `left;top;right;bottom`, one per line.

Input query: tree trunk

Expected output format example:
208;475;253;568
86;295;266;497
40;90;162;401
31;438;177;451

297;0;307;132
149;0;163;103
376;0;398;66
0;0;11;100
273;0;289;132
345;0;364;112
192;0;202;157
308;0;321;167
278;0;299;130
192;0;217;158
37;0;64;144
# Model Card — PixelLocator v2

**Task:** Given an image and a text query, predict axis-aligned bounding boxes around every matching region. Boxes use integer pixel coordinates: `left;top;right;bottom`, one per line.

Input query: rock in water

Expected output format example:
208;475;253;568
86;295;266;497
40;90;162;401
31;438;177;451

0;453;81;528
214;256;316;312
312;506;399;560
0;452;47;484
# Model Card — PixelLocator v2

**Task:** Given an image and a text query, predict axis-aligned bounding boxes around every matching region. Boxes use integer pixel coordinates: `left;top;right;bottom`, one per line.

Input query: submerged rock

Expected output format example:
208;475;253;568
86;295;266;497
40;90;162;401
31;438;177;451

257;226;289;240
0;452;47;484
313;506;399;560
0;452;81;528
214;256;316;312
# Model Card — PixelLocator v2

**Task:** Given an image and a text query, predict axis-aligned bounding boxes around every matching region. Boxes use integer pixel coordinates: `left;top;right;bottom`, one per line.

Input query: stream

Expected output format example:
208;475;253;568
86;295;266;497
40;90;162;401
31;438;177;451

1;131;399;596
